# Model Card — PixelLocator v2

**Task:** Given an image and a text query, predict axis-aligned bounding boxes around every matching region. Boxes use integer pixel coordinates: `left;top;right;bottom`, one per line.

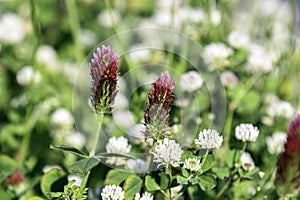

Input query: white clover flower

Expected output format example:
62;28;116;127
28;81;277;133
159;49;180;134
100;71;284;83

79;29;97;48
38;98;60;114
241;152;255;171
180;71;203;92
16;66;41;86
267;100;295;119
220;71;238;88
135;192;153;200
271;22;290;53
194;129;223;149
127;159;148;173
98;10;120;28
0;12;25;44
128;44;151;63
228;30;249;49
235;124;259;142
259;0;280;17
153;10;178;28
101;185;124;200
10;95;28;108
106;136;131;166
246;51;273;73
266;132;287;154
183;158;201;172
157;0;182;10
210;9;221;26
275;1;293;24
180;8;206;24
65;131;86;149
62;61;79;84
113;110;135;130
276;101;295;118
202;43;233;67
50;108;74;127
117;77;127;94
153;138;183;168
36;45;60;71
67;175;83;186
127;124;145;144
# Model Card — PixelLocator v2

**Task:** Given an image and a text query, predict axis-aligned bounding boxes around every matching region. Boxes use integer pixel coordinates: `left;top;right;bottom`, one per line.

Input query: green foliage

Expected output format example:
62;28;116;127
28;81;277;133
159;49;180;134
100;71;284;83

145;175;160;192
199;174;217;191
40;169;67;197
0;154;17;183
68;157;100;175
159;172;170;189
104;169;131;185
27;197;45;200
0;0;298;199
215;167;230;180
50;145;88;158
177;176;189;185
199;154;214;174
47;180;88;200
123;175;143;200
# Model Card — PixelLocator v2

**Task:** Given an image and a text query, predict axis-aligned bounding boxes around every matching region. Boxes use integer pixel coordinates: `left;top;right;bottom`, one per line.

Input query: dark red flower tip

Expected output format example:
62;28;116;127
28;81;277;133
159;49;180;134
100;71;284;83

283;114;300;155
276;114;300;194
148;72;175;107
144;72;176;132
6;168;23;186
90;45;119;113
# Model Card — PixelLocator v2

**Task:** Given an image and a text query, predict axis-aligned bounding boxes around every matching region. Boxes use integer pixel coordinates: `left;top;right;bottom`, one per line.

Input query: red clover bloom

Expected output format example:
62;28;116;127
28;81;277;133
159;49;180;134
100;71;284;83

6;168;23;186
90;45;119;113
144;72;176;139
276;114;300;196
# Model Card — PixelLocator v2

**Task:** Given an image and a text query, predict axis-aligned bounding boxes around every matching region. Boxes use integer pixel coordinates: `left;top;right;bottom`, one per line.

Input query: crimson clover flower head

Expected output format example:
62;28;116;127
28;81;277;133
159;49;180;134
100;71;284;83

144;72;175;122
90;45;119;113
144;72;176;139
276;113;300;196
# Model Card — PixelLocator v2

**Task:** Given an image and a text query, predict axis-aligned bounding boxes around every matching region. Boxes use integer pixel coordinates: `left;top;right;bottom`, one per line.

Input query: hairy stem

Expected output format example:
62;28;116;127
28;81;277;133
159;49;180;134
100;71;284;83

81;113;104;189
91;113;104;157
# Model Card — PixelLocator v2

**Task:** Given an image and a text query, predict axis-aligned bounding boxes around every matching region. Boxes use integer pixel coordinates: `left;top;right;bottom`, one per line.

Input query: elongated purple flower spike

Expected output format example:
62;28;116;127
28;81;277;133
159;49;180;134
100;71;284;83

90;45;119;113
276;114;300;196
144;72;176;139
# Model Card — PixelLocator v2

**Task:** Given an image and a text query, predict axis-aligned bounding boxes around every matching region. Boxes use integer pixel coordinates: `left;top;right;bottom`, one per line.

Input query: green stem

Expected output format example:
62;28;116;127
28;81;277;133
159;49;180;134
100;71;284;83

81;113;104;189
80;170;90;190
256;155;277;195
241;142;247;155
201;149;209;169
18;106;40;165
214;179;232;200
167;165;173;200
160;189;169;199
29;0;41;62
65;0;84;63
222;104;235;155
91;113;104;157
219;75;259;159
